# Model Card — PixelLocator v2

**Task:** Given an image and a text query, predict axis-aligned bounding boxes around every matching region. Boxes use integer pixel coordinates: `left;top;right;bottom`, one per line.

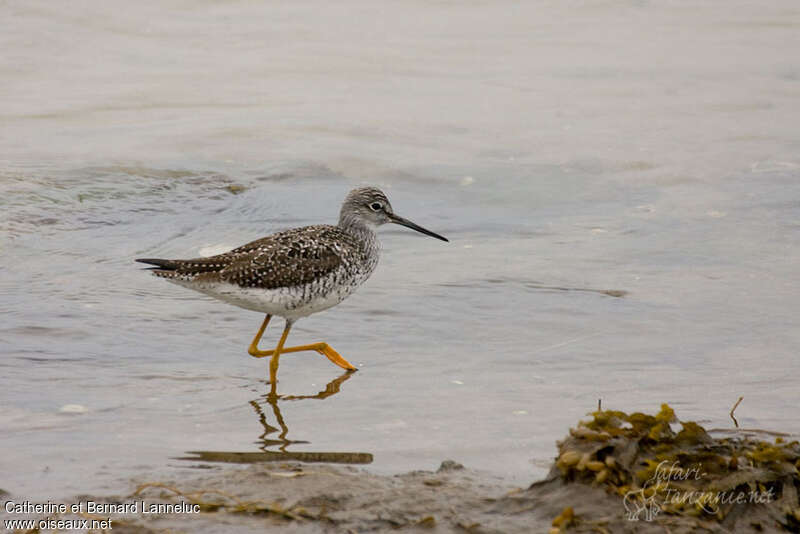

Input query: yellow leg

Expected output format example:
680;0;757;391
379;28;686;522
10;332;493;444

248;314;272;357
254;342;356;371
268;321;293;394
247;314;356;372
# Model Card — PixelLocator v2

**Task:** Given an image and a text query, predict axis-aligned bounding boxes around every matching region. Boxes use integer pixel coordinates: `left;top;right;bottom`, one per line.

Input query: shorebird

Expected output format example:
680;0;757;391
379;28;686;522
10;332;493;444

136;187;448;391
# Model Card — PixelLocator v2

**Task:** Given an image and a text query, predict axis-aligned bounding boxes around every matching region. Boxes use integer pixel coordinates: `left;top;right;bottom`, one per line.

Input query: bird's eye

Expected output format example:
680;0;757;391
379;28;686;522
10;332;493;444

369;202;383;211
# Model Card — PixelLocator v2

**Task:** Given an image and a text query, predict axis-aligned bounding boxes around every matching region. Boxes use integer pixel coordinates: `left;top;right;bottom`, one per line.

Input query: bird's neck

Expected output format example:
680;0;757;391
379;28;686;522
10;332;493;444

338;214;380;254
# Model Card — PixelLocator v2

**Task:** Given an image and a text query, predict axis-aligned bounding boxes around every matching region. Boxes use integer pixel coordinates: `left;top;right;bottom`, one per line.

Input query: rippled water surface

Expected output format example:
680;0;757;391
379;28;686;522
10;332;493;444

2;0;800;500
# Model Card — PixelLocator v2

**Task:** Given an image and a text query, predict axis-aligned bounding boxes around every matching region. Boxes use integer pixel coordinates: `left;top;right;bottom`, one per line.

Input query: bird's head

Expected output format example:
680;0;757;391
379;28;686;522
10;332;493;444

340;187;448;242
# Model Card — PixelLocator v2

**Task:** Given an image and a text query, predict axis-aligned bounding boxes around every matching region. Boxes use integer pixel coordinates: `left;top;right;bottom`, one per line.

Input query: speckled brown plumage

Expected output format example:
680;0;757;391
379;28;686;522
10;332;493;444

138;225;364;290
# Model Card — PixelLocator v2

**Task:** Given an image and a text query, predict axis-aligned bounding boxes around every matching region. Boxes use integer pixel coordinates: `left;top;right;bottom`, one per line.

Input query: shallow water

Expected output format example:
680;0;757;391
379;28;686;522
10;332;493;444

2;0;800;501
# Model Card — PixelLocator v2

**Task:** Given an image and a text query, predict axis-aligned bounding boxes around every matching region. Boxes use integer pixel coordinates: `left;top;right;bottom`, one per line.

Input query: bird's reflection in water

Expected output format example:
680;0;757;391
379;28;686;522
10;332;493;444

252;371;353;452
181;371;372;465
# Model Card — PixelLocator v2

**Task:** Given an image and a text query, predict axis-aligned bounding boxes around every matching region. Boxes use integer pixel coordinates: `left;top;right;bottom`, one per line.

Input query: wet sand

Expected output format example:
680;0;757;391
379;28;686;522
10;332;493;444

0;459;660;533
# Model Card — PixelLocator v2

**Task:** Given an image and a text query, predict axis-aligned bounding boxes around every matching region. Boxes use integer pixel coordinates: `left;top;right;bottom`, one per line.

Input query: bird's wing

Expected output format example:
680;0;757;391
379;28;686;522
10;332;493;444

215;225;355;289
137;225;359;287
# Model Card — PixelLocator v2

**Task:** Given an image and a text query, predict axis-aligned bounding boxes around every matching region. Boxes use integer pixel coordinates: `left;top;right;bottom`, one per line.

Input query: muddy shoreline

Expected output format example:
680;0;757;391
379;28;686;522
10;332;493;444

7;406;798;533
8;461;787;534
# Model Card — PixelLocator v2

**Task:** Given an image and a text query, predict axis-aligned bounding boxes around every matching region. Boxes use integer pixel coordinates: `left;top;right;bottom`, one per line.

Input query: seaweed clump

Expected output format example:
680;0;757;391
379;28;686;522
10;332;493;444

547;404;800;532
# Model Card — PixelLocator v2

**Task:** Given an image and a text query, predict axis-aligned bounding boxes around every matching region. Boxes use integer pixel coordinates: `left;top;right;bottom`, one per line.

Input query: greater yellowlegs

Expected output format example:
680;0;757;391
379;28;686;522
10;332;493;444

136;187;448;390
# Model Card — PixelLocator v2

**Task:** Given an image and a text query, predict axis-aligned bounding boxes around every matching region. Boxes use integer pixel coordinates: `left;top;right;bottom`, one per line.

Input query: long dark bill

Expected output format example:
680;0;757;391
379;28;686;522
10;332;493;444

388;213;449;242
